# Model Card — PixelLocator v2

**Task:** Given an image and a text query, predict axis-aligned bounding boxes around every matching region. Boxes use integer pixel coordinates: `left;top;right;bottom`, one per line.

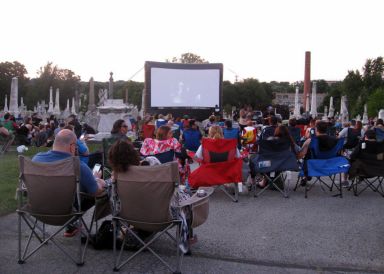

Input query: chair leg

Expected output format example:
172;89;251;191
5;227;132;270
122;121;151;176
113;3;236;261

219;185;238;202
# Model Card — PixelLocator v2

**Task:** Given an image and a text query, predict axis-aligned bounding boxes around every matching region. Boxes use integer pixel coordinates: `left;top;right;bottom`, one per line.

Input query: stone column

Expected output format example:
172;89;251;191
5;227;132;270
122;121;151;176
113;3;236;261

48;86;54;113
293;86;300;118
71;97;77;115
88;77;96;111
310;81;317;118
109;72;114;99
303;51;311;112
53;88;61;115
4;94;8;112
9;77;19;116
328;96;335;118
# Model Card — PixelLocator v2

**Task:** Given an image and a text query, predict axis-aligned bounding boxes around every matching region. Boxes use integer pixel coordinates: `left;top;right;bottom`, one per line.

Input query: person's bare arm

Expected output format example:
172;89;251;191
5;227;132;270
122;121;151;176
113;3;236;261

297;139;311;159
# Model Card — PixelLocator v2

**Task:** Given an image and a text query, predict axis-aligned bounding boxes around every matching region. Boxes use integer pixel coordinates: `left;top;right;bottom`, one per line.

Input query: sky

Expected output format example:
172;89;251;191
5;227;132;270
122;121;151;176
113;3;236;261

1;0;383;83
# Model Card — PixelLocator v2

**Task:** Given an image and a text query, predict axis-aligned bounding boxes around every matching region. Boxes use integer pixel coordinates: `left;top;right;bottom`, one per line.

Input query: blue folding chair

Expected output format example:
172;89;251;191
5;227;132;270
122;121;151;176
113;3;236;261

152;149;175;164
374;128;384;142
250;138;299;198
297;137;350;198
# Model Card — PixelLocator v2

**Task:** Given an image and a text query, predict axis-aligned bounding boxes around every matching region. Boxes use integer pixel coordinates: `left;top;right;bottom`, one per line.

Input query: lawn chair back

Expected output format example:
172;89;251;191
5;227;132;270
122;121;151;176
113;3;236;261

115;162;179;231
310;137;345;159
349;141;384;178
374;128;384;142
253;138;299;173
19;156;80;226
202;138;237;164
152;149;175;163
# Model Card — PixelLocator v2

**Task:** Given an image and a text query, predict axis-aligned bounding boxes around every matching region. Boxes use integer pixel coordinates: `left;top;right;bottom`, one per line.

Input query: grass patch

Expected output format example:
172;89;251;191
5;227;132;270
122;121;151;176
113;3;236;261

0;146;50;216
0;144;102;216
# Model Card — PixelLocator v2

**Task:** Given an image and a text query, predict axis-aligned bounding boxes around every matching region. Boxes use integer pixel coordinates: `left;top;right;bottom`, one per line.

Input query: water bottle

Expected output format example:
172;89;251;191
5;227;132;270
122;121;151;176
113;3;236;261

185;178;192;195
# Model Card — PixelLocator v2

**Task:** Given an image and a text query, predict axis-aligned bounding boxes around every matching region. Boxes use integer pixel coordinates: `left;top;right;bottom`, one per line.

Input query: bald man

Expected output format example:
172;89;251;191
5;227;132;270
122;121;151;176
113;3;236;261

32;129;106;236
33;129;105;195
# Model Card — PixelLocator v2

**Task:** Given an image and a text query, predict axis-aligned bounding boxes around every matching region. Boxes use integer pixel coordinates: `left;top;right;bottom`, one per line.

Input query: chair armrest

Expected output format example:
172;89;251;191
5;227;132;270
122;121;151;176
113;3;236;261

177;187;214;208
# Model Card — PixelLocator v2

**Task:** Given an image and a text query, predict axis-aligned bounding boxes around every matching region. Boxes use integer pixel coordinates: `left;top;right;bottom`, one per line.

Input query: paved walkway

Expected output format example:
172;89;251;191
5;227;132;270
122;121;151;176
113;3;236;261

1;175;384;274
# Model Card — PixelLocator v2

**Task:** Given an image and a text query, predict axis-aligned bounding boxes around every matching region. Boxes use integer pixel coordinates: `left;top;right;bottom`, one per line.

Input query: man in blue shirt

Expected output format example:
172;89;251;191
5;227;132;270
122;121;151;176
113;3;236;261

33;129;106;236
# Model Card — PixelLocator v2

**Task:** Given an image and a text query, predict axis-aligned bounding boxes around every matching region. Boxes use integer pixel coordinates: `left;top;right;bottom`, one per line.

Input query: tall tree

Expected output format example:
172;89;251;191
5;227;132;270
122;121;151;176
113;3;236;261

0;61;29;108
342;70;364;117
367;87;384;117
167;53;209;64
26;62;81;110
363;57;384;93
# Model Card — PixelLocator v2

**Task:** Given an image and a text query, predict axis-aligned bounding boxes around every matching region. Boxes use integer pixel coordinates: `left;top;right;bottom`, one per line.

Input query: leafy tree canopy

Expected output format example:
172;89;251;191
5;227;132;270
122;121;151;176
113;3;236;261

0;61;29;107
166;53;209;64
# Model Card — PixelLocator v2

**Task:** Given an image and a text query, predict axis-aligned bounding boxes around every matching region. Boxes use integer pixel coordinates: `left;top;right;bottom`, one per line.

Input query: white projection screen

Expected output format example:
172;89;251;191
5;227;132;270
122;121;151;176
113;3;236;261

144;61;223;120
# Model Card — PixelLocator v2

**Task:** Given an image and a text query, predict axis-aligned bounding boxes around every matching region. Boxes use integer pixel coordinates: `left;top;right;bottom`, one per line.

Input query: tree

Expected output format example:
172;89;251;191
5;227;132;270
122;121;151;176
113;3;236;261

121;80;144;109
363;57;384;93
342;70;364;117
0;61;29;108
367;87;384;117
166;53;209;64
26;62;81;110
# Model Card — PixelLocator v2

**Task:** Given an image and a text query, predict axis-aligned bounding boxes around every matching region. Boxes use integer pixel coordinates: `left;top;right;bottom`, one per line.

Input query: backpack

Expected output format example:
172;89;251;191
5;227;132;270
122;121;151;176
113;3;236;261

344;128;360;149
92;220;114;250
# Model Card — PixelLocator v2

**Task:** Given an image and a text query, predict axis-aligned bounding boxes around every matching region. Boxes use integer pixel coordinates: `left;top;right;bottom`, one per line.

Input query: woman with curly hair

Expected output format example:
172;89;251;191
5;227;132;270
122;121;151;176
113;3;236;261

108;139;140;173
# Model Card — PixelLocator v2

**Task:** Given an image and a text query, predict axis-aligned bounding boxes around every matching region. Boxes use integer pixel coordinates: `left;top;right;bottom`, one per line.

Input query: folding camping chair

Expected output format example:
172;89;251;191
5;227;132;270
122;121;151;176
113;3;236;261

189;138;243;202
295;137;350;198
102;136;119;178
374;128;384;142
112;162;213;273
0;133;15;154
16;156;90;265
250;138;299;198
152;149;175;164
349;140;384;197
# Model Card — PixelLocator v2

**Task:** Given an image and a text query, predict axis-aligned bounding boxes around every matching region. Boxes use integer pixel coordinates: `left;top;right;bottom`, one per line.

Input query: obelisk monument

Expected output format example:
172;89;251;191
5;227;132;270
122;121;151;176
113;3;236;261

9;77;19;116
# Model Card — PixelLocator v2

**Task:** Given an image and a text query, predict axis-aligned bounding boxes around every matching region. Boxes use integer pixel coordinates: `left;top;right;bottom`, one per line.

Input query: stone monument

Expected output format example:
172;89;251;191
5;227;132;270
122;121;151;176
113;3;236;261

9;77;19;117
62;99;70;118
293;86;300;118
340;95;349;124
48;86;54;114
83;77;99;131
53;88;61;116
379;109;384;120
322;106;328;121
108;72;114;99
3;94;8;112
310;81;317;118
362;104;368;124
71;97;77;115
93;99;132;140
328;96;335;118
88;77;96;111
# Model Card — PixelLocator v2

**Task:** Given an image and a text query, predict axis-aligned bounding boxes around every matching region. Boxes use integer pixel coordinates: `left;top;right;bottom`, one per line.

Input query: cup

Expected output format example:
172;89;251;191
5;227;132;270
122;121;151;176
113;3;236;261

179;185;186;192
361;142;366;149
197;189;206;197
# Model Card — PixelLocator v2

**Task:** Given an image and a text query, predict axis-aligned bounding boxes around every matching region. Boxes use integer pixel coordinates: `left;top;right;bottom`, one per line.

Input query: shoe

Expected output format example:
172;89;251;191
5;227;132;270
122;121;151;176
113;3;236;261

341;180;350;188
188;235;198;245
300;178;307;187
64;222;81;237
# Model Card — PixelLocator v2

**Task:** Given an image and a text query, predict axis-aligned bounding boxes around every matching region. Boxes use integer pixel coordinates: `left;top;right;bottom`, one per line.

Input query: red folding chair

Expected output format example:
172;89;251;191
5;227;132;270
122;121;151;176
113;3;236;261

189;138;243;202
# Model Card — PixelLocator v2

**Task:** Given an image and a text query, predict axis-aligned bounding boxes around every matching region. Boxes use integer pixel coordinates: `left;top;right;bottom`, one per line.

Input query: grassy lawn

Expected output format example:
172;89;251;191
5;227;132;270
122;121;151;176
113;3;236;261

0;146;48;216
0;144;101;216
